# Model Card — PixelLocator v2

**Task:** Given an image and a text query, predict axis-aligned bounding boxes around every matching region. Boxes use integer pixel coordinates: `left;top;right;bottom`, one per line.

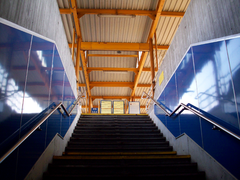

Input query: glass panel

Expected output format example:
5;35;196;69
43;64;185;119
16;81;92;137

226;37;240;129
0;23;32;154
16;36;55;179
176;49;202;146
61;72;73;136
46;48;64;145
193;41;239;129
155;91;166;126
164;74;180;136
0;22;77;180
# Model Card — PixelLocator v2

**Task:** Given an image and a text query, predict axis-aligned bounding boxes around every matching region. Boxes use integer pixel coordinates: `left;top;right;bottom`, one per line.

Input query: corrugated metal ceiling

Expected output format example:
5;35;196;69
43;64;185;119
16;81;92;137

57;0;191;114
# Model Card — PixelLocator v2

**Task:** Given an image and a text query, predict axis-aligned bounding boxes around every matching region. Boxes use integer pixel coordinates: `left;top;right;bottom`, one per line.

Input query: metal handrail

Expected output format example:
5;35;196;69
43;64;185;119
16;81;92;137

141;91;240;141
0;96;82;163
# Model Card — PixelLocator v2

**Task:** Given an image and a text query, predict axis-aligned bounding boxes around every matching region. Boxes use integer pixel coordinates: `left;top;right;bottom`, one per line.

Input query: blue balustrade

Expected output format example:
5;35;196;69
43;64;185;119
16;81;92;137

0;21;77;179
155;35;240;179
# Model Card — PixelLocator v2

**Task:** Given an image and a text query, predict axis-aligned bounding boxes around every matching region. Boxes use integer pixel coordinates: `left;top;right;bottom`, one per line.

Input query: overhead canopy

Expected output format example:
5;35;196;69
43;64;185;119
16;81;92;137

57;0;191;113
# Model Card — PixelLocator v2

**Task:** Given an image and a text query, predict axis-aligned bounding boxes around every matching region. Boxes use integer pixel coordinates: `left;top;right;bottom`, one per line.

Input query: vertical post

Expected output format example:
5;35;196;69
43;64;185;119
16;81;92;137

149;38;155;97
154;31;158;70
71;28;76;62
124;100;127;114
89;97;92;113
75;37;81;89
85;93;88;113
98;100;100;114
86;50;89;65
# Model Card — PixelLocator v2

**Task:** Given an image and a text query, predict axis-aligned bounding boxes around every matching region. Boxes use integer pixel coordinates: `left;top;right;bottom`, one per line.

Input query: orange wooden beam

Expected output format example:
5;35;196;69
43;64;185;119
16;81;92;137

87;67;138;73
82;105;146;109
70;0;82;39
68;42;169;51
88;82;151;88
90;96;145;99
131;52;148;97
71;28;76;62
88;54;138;58
75;37;81;86
149;38;155;97
59;8;185;18
80;50;91;96
147;0;166;41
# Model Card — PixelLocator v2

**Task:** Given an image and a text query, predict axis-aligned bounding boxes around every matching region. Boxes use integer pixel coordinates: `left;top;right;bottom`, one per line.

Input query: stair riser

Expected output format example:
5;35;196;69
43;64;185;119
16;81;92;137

77;123;156;128
44;115;205;180
48;165;198;174
75;127;158;130
52;158;191;166
78;121;153;124
73;130;160;134
71;134;163;138
69;138;166;142
65;147;173;152
68;142;168;145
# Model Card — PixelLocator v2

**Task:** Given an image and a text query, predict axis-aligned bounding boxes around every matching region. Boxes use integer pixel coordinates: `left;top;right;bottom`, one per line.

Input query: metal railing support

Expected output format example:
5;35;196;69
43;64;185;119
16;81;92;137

0;95;83;164
141;91;240;141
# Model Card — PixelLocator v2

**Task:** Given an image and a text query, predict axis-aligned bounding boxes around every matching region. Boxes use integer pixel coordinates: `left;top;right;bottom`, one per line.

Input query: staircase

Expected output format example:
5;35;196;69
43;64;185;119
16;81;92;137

43;114;205;179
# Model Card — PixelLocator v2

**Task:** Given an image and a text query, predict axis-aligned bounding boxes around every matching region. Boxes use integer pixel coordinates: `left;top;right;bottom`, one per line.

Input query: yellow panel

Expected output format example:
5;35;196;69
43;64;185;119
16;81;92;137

113;101;124;114
101;100;112;114
159;71;164;86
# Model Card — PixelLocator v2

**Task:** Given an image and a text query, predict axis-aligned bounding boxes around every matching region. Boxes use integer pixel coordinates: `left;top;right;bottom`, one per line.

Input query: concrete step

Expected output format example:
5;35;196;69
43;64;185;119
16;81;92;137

65;146;173;152
73;129;160;134
43;172;205;180
69;137;166;142
71;133;163;138
62;151;177;156
75;126;158;130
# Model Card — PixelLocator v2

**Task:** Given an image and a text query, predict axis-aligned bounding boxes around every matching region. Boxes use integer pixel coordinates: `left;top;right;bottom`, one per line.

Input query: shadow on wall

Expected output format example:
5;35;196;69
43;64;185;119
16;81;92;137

0;21;77;179
154;35;240;179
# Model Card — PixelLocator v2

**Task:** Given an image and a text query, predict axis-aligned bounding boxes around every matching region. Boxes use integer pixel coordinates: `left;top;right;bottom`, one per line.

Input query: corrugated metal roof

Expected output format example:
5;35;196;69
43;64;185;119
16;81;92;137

57;0;191;114
80;15;151;43
91;87;132;96
77;0;158;11
89;71;135;82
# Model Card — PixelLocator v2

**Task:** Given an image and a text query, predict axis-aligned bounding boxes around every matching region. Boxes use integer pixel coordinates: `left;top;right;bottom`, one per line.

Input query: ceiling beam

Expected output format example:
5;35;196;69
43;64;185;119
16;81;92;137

147;0;166;41
82;105;146;109
87;82;151;88
75;37;81;86
87;67;138;73
80;50;91;96
68;42;169;51
161;11;185;17
76;67;157;73
90;96;146;99
131;52;148;97
91;96;130;100
59;8;184;18
70;0;82;39
88;54;138;58
81;42;149;51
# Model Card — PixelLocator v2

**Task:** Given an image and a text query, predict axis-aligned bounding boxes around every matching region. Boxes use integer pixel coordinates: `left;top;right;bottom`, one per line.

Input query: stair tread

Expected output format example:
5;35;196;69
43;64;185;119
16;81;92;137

53;155;191;160
44;171;205;177
43;115;205;180
62;151;177;156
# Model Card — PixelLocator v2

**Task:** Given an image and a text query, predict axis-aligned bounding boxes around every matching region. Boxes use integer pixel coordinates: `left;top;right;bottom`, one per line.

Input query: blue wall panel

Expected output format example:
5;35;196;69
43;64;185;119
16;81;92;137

155;36;240;179
0;22;77;180
226;38;240;129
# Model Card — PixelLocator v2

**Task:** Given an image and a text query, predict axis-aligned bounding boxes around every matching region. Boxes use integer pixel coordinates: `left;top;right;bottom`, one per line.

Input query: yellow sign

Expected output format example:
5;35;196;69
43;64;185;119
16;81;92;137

101;101;112;114
159;71;164;86
113;101;124;114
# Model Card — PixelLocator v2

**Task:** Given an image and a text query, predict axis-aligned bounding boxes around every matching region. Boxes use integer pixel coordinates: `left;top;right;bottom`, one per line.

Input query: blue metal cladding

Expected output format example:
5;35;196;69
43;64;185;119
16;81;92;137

154;36;240;179
0;22;77;179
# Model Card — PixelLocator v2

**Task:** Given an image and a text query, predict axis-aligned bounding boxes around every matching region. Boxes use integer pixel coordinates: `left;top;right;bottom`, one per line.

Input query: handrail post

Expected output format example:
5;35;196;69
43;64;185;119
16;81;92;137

141;91;240;141
0;94;84;164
